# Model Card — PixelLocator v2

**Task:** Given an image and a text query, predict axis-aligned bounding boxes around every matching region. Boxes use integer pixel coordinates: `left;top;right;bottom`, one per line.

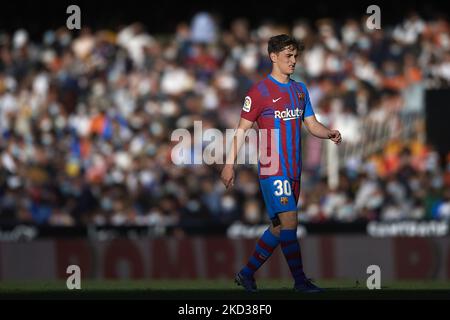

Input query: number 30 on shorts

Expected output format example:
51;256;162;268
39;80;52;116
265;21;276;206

273;179;292;196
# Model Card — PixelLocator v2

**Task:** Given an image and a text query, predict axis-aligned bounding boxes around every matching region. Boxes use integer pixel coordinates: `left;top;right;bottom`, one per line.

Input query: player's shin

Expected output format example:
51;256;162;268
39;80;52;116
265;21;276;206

240;227;279;277
280;229;306;284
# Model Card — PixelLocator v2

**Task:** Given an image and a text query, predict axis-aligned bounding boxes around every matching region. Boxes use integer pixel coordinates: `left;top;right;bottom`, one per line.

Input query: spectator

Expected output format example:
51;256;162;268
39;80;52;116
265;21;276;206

0;12;449;227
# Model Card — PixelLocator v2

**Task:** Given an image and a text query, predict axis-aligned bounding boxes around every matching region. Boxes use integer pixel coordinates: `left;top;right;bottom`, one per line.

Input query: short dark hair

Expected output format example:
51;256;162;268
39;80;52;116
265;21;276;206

267;34;304;55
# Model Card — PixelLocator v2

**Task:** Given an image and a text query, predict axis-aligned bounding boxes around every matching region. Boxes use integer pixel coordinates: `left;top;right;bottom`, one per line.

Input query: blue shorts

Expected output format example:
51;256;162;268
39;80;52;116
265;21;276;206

259;176;301;219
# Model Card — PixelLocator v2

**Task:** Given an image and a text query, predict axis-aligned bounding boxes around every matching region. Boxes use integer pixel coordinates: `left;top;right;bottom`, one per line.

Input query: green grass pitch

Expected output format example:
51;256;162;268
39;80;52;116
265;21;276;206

0;279;449;299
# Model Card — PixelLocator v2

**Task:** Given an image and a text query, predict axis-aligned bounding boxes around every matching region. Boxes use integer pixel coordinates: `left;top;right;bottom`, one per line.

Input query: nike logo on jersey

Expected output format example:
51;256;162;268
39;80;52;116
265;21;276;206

272;97;282;103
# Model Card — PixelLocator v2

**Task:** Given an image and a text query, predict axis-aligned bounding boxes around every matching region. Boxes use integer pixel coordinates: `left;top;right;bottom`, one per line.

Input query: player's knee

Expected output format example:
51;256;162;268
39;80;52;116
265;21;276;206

270;225;281;237
278;211;298;229
281;220;297;229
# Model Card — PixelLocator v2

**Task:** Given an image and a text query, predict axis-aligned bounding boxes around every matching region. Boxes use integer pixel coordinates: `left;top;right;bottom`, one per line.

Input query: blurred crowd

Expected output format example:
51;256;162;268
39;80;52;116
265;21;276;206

1;11;450;227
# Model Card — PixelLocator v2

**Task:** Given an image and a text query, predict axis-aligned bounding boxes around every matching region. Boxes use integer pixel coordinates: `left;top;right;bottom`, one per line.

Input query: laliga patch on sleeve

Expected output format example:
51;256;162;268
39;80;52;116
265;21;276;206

242;96;252;112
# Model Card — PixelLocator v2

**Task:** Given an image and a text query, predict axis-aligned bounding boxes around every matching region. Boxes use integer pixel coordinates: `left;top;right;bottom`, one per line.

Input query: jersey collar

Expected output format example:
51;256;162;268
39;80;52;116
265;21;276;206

268;74;291;87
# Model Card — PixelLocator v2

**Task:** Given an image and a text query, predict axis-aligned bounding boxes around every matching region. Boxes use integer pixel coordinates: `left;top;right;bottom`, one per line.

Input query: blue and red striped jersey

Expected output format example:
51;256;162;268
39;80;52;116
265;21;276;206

240;74;314;180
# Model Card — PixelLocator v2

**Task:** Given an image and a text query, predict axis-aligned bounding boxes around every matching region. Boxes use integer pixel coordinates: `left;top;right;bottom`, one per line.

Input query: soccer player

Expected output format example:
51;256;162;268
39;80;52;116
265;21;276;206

221;34;342;292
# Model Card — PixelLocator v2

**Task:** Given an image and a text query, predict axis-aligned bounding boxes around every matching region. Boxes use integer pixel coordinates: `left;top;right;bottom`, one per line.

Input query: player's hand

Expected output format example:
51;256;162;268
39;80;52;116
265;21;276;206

221;164;235;189
328;130;342;145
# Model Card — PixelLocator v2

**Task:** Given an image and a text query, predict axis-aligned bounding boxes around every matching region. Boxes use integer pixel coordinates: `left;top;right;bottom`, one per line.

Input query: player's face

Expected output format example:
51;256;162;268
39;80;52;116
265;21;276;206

274;46;298;75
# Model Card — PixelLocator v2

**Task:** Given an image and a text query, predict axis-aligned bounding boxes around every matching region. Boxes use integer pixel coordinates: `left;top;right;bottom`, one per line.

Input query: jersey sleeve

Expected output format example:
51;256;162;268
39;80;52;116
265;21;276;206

301;84;315;121
240;86;263;122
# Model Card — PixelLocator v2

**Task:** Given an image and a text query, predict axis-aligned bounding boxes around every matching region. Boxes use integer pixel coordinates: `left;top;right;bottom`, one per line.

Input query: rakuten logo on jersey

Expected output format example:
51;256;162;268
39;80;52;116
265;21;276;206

274;108;303;121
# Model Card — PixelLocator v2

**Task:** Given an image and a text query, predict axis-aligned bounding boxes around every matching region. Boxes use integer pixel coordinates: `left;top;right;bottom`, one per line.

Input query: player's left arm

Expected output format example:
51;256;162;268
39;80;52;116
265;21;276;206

301;84;342;144
304;115;342;144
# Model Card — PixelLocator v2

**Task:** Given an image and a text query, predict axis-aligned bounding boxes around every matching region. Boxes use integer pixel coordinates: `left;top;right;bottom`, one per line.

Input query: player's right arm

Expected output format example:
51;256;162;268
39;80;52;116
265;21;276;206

221;88;263;188
221;117;254;188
